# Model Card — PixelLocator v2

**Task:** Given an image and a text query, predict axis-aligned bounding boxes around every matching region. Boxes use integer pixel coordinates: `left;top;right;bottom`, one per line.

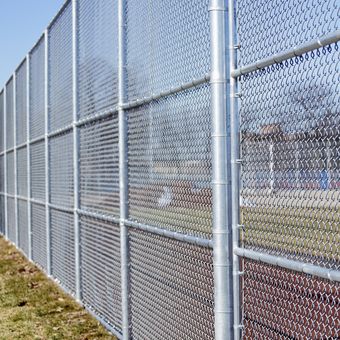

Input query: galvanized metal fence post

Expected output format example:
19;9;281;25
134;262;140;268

118;0;130;338
209;0;233;339
45;29;51;276
72;0;81;303
27;54;32;261
13;73;19;246
228;0;241;338
4;85;8;240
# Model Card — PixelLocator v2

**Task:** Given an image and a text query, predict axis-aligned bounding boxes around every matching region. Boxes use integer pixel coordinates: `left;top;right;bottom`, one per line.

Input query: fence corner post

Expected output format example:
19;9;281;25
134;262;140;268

72;0;81;303
209;0;234;339
27;53;32;262
118;0;130;338
13;72;19;247
44;28;51;277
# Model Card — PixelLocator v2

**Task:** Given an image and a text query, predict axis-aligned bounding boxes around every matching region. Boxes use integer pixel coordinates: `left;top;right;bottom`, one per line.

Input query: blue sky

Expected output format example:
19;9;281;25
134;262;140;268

0;0;66;88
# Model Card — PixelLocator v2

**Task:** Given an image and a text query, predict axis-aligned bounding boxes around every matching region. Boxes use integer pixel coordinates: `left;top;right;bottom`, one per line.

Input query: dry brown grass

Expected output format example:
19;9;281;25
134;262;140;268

0;237;118;340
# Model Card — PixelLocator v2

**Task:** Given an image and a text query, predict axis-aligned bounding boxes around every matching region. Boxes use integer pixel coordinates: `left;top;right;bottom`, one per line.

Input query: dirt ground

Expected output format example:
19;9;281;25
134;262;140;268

0;237;118;340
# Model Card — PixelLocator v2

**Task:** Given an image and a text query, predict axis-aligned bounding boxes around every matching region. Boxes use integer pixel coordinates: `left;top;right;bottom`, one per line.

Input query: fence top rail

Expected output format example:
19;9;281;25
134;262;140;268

5;75;13;87
46;0;71;30
27;0;71;56
14;57;27;74
231;30;340;78
28;33;45;56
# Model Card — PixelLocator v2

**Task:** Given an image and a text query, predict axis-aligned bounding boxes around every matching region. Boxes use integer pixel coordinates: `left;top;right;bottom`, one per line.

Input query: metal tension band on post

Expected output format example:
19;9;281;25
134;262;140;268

208;6;228;11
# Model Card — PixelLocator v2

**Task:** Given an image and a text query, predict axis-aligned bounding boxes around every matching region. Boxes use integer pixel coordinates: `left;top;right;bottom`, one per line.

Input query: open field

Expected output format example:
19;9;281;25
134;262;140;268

0;237;118;340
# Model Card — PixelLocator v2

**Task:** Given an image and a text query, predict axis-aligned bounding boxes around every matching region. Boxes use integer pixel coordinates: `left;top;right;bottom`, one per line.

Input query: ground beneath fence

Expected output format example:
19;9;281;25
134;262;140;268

0;237;118;340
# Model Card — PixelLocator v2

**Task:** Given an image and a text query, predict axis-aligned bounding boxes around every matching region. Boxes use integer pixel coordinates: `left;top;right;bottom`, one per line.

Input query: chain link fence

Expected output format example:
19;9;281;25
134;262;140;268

234;0;340;339
0;0;339;339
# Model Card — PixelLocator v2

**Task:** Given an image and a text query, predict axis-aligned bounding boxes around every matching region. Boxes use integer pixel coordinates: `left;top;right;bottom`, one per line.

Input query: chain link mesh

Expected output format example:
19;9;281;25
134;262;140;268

239;2;340;269
128;83;212;239
31;141;45;201
0;155;4;193
237;0;340;68
17;147;27;197
81;216;122;332
49;2;73;132
0;195;4;235
0;91;4;152
7;151;14;195
30;37;45;140
18;199;28;255
16;61;27;145
50;132;73;208
79;115;119;217
6;78;14;149
237;0;340;337
126;0;210;101
51;209;75;294
129;229;214;340
32;202;47;270
78;0;118;119
7;197;15;242
242;259;340;340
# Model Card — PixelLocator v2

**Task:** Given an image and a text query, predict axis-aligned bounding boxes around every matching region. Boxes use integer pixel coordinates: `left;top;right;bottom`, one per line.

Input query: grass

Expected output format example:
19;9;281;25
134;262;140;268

0;236;118;340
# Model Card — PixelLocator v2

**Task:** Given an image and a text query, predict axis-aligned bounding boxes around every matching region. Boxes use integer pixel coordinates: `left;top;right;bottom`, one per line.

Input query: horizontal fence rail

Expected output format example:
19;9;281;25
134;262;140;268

234;247;340;282
231;30;340;78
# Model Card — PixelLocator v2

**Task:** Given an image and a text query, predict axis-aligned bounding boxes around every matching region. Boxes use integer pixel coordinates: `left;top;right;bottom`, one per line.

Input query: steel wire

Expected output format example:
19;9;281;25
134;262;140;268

0;91;4;152
16;61;27;145
49;2;73;132
18;199;28;255
50;131;73;208
127;83;212;239
0;195;4;235
237;0;340;337
78;0;118;119
237;0;340;68
81;216;122;333
7;197;15;242
7;152;14;195
51;209;75;294
6;78;14;149
31;141;45;201
79;114;119;217
0;156;4;194
242;259;340;340
17;147;27;197
30;37;45;140
32;202;47;270
129;228;214;340
126;0;210;101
